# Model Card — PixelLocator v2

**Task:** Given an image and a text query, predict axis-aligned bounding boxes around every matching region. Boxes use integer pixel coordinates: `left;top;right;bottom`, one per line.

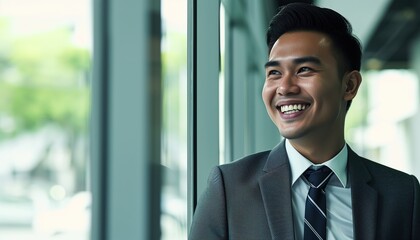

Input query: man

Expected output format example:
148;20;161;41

189;3;420;240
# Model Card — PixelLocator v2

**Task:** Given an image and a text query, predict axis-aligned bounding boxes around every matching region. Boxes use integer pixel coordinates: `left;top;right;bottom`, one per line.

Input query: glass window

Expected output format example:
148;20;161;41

219;3;226;165
161;0;188;238
0;0;92;239
346;69;419;175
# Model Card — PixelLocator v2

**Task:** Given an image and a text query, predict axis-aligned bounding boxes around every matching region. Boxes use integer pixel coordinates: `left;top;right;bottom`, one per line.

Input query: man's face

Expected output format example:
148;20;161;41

262;31;350;141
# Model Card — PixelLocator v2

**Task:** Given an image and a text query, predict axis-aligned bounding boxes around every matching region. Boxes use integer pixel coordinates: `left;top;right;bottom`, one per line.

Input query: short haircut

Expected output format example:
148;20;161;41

266;3;362;73
266;3;362;110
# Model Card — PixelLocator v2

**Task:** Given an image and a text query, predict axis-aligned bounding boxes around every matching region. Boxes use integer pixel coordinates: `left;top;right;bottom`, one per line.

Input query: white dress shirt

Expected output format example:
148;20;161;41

285;139;354;240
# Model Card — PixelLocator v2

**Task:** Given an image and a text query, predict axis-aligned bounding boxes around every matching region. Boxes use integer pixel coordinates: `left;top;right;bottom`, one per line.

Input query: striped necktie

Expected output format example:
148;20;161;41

303;166;333;240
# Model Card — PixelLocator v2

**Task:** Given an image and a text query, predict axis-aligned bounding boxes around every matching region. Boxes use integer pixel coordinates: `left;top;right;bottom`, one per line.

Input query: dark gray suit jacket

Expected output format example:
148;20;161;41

189;141;420;240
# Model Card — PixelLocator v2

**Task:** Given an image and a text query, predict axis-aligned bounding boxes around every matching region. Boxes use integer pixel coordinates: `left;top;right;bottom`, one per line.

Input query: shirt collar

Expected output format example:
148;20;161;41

285;139;348;188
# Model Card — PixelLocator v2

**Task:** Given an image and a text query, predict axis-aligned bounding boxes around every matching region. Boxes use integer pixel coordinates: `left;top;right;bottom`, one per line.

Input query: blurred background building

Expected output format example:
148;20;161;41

0;0;418;239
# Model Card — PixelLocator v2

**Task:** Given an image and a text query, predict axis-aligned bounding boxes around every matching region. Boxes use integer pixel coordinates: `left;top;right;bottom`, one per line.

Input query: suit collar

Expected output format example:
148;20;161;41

348;146;378;240
260;142;379;240
262;141;290;172
259;141;295;240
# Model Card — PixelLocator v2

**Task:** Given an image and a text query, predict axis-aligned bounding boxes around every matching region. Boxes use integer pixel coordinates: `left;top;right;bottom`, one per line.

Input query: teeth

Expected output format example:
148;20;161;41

280;104;308;113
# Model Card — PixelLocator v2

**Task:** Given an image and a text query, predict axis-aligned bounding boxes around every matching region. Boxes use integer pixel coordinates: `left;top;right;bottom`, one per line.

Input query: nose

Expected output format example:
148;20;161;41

276;74;300;95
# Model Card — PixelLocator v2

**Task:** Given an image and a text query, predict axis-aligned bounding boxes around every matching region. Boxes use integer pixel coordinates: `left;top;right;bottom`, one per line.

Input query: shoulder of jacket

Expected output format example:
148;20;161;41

219;150;271;169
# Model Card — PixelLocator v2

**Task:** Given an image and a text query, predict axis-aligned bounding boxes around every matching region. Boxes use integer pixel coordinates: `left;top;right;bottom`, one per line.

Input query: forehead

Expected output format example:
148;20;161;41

269;31;335;61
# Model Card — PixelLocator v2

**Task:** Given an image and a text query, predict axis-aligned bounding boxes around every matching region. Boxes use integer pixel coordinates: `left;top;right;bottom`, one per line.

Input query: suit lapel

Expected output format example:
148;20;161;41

348;147;378;240
258;142;295;240
258;142;379;240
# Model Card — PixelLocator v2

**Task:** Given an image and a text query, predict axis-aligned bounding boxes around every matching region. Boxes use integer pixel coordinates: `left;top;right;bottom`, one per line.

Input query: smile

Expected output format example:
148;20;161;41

278;104;310;114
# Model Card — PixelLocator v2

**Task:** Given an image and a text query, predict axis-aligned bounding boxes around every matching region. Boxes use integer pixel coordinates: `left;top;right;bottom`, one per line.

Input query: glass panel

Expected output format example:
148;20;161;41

0;0;92;239
219;3;226;165
160;0;188;239
346;69;419;174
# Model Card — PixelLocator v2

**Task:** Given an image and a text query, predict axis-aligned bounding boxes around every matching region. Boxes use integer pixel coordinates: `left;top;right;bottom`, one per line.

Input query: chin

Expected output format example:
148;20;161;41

278;128;306;140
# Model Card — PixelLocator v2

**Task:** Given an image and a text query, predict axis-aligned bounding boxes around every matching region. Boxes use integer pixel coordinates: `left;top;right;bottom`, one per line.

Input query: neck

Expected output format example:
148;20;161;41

288;136;345;164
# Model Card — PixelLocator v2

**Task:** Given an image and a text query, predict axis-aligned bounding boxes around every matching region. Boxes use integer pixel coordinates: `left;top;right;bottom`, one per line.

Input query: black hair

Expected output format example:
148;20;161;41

266;3;362;110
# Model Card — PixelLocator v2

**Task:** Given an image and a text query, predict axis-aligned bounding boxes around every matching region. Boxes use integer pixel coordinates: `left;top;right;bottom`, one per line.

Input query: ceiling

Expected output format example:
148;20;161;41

363;0;420;69
273;0;420;70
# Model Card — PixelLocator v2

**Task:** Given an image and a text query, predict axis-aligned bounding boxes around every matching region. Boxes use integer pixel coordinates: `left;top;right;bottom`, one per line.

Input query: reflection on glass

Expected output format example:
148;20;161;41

160;0;188;239
0;0;92;239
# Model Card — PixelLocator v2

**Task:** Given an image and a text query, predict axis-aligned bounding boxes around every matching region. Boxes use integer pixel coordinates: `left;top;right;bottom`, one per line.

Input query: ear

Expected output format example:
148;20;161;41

343;70;362;101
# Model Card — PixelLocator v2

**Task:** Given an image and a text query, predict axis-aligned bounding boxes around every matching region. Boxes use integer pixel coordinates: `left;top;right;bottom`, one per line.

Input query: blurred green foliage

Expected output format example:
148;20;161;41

161;32;187;140
0;19;90;138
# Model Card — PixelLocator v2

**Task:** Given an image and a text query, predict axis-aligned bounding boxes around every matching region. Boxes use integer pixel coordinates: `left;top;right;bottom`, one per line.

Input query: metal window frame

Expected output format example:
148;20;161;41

91;0;161;239
187;0;221;227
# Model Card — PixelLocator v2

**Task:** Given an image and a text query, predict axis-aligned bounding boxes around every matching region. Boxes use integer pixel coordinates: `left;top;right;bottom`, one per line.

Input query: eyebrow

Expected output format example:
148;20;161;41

264;56;322;68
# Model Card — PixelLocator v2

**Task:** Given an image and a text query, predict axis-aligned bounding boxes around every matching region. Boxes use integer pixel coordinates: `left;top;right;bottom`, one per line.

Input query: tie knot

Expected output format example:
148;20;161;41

304;166;332;189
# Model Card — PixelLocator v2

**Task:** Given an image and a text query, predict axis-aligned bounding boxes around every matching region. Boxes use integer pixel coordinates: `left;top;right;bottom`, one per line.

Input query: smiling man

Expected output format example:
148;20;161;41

189;3;420;240
263;30;358;164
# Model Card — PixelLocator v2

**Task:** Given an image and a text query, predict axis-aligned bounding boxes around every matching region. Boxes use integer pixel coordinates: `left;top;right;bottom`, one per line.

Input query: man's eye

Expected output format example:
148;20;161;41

268;70;280;76
297;67;313;73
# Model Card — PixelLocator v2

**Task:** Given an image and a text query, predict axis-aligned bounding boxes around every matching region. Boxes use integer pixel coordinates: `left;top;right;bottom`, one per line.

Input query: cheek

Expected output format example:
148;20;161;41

262;84;275;107
312;84;343;110
261;82;276;103
307;79;341;99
